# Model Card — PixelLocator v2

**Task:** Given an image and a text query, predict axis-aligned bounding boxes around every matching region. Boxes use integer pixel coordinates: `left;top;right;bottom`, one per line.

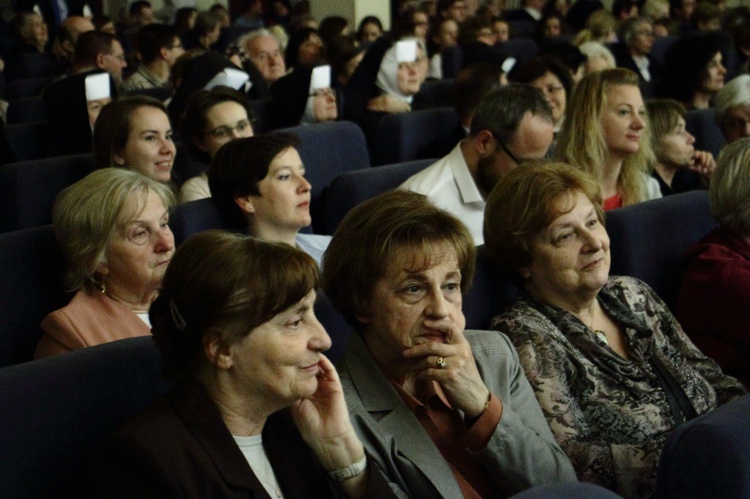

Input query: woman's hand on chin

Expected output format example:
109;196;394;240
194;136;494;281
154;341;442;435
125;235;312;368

690;150;716;178
402;320;492;419
367;94;410;114
291;355;365;472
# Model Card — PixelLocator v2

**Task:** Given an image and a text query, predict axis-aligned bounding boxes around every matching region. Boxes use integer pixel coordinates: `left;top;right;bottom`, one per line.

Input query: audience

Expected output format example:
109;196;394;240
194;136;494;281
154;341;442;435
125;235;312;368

93;96;176;183
485;161;747;497
647;99;715;195
6;4;750;496
123;23;183;93
714;74;750;145
35;168;174;358
323;189;577;496
178;86;255;202
557;68;659;210
86;230;392;498
401;84;553;244
238;28;287;85
677;137;750;388
660;31;727;109
208;133;331;264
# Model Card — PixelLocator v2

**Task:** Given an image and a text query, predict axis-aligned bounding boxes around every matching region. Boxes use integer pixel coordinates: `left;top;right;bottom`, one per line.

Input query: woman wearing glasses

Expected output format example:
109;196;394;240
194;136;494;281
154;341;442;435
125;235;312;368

268;64;338;130
178;86;255;202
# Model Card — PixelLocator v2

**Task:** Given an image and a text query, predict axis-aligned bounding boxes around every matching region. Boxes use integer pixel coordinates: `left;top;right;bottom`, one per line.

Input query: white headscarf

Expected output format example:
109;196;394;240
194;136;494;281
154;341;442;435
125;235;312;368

375;39;421;104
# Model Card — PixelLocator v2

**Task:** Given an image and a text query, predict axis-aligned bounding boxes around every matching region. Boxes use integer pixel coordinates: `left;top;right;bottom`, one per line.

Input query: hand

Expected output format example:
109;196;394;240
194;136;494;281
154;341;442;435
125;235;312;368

402;319;490;418
292;355;365;472
689;150;716;178
367;94;410;113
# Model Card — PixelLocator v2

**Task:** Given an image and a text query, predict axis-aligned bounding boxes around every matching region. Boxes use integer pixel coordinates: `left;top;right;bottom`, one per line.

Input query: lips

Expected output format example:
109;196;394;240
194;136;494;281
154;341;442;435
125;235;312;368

581;258;604;271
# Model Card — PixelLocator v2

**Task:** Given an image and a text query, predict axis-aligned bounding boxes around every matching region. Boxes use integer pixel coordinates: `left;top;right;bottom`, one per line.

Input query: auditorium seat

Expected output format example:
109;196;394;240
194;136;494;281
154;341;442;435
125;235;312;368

685;108;725;159
0;225;68;367
6;96;48;124
170;198;226;246
372;107;460;166
502;38;540;63
463;245;519;330
248;98;272;134
650;36;678;67
324;159;434;234
0;337;168;497
656;394;750;499
5;77;52;101
441;45;465;79
607;191;717;311
280;121;371;234
1;121;54;163
0;153;95;233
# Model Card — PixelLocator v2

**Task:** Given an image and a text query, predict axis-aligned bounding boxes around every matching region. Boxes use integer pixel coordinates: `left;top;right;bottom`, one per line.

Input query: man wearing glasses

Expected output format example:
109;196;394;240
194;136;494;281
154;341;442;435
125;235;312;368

123;24;184;93
400;84;553;244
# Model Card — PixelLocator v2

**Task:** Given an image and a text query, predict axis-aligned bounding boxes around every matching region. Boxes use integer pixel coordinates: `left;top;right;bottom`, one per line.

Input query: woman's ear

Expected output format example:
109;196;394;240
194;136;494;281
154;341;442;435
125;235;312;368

355;298;373;325
234;196;255;215
203;330;233;369
113;151;126;166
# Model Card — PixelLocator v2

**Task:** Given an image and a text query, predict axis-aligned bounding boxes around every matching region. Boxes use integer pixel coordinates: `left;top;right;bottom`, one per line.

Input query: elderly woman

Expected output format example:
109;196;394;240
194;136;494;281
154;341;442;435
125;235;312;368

647;99;715;196
557;68;660;210
484;162;747;497
322;189;577;497
660;31;727;110
714;74;750;145
611;17;662;95
677;138;750;389
86;230;392;497
208;133;330;263
35;168;174;358
178;86;255;202
94;96;176;184
268;64;338;130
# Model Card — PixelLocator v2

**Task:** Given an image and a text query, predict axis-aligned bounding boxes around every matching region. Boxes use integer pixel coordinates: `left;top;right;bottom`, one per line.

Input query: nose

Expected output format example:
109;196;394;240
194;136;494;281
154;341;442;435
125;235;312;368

743;121;750;138
156;226;175;253
309;314;332;352
161;138;175;155
582;227;604;252
425;287;450;319
686;131;695;145
298;174;311;193
632;113;645;129
719;63;727;76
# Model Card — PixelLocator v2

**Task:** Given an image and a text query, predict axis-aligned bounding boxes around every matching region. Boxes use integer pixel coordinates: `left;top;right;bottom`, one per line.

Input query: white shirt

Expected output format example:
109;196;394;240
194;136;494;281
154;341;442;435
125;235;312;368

295;233;331;266
233;434;283;498
399;142;485;245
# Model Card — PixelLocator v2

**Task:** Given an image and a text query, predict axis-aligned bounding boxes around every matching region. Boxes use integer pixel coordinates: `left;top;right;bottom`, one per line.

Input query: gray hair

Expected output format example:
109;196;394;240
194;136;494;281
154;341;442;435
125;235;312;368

578;41;616;70
714;75;750;125
238;28;277;52
620;16;651;47
711;137;750;236
53;168;175;294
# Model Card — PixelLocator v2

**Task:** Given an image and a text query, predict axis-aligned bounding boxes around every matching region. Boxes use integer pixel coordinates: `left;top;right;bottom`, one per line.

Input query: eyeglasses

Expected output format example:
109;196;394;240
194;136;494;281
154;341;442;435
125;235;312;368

106;53;126;62
309;88;336;98
206;119;252;140
491;132;521;165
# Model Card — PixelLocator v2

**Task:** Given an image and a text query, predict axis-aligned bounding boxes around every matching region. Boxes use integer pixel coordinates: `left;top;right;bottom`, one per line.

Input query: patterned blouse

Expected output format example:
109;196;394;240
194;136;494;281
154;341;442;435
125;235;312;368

491;276;746;498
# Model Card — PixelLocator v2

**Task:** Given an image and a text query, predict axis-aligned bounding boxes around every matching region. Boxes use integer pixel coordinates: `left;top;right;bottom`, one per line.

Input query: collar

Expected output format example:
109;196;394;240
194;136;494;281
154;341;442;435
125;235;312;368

450;142;484;205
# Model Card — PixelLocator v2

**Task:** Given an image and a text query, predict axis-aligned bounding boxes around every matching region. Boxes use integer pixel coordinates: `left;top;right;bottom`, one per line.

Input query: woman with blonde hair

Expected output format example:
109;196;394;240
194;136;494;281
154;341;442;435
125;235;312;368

556;67;660;210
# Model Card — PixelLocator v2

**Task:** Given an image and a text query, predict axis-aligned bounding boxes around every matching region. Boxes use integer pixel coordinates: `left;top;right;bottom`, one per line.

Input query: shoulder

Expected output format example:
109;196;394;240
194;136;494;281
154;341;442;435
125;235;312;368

399;155;454;195
464;330;520;371
641;173;663;200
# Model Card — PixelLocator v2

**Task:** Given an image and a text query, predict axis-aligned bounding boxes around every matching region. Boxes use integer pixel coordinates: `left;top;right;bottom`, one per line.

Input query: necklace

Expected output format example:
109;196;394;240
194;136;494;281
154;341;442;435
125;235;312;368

588;310;609;346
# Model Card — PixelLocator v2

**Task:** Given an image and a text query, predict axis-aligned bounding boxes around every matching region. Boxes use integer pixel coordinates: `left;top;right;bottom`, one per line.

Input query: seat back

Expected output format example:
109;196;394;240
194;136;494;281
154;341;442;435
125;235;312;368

2;121;54;162
0;225;68;367
280;121;371;234
656;394;750;499
463;245;519;330
414;79;454;108
0;153;95;233
248;98;273;134
606;191;717;311
651;36;678;67
502;38;540;63
6;96;48;124
685;108;725;159
372;108;460;166
324;159;434;234
0;337;169;497
170;198;227;246
314;291;352;364
441;45;465;79
5;77;52;100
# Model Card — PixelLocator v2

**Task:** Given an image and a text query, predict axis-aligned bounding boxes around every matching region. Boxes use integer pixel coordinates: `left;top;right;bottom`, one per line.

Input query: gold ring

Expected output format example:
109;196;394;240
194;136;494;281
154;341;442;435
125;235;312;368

436;356;447;369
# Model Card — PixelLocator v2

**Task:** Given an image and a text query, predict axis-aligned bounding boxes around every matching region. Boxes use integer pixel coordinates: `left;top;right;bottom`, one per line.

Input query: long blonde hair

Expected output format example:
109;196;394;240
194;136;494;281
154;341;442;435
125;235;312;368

556;68;654;205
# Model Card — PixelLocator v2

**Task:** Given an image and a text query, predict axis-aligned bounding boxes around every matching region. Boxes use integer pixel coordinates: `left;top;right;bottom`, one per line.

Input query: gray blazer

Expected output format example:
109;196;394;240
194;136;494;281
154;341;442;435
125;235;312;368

338;330;577;498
